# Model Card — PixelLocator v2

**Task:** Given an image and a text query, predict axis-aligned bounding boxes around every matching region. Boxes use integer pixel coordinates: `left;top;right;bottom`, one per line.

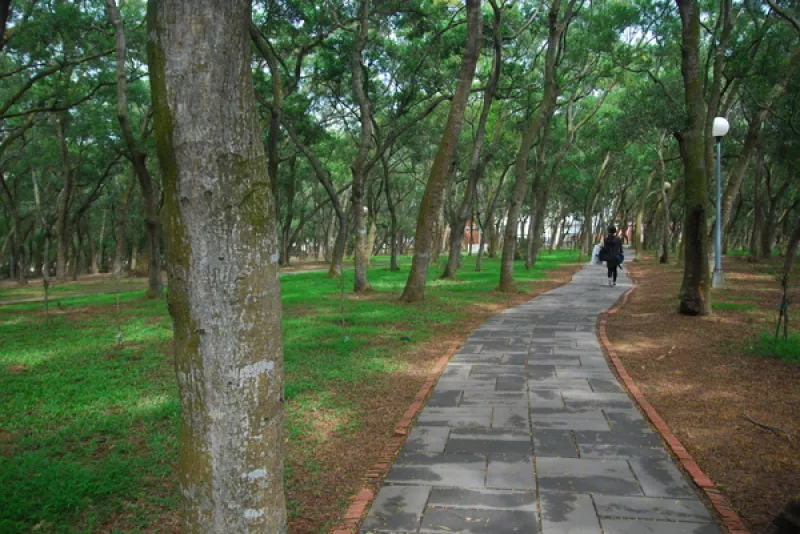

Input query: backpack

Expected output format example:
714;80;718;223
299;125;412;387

598;245;609;262
617;250;624;264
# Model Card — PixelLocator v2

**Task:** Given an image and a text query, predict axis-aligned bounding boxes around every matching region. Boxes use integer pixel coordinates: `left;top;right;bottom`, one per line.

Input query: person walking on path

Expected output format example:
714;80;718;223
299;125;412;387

604;225;623;287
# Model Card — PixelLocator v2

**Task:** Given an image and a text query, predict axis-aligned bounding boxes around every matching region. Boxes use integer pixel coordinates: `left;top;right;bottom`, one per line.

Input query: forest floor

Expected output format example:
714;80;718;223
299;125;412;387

0;258;364;305
0;251;581;534
606;253;800;534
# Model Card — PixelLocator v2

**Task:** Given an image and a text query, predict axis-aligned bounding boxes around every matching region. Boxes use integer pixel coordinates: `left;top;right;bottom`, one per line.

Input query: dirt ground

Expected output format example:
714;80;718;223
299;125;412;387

606;255;800;534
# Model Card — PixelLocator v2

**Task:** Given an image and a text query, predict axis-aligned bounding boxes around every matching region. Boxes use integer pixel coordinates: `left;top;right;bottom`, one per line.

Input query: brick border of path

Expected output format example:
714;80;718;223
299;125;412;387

330;341;461;534
597;272;750;534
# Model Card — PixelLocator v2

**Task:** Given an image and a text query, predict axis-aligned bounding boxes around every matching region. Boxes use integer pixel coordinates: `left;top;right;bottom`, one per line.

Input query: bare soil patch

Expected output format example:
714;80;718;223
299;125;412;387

606;256;800;534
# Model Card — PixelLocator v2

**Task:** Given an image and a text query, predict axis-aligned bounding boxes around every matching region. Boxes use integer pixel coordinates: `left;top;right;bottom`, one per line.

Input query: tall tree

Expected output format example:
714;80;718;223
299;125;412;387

107;0;163;298
148;0;287;531
401;0;483;302
441;0;503;280
676;0;711;315
498;0;578;291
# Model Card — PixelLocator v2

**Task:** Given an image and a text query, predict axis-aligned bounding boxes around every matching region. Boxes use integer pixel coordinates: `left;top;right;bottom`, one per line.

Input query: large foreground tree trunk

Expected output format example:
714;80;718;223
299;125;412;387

676;0;711;316
148;1;287;531
401;0;482;302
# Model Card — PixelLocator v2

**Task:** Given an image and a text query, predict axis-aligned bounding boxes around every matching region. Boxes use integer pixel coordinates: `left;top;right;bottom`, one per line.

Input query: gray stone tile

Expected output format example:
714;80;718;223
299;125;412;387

441;365;473;379
362;485;430;532
493;407;530;430
451;354;503;364
593;495;715;522
628;458;696;498
556;368;615;379
403;427;451;453
419;507;539;534
537;457;643;495
531;412;611;431
528;357;582;366
563;391;633;409
527;378;593;391
458;344;484;354
574;430;662;449
578;444;669;460
606;410;653;431
500;353;528;365
461;392;527;407
446;429;532;455
434;379;497;391
417;407;492;428
387;453;486;487
470;364;524;376
589;378;624;393
426;390;462;407
533;429;579;458
540;492;602;534
496;376;525;391
580;356;614;367
427;488;537;511
487;453;536;490
528;389;565;409
600;519;721;534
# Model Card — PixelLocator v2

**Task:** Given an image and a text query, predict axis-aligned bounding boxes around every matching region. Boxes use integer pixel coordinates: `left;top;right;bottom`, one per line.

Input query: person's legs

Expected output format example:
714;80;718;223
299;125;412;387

606;263;614;286
612;264;618;285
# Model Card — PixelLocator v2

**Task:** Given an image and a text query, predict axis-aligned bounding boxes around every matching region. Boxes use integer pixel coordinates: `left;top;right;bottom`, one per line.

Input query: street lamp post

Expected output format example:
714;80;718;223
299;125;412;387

712;116;729;288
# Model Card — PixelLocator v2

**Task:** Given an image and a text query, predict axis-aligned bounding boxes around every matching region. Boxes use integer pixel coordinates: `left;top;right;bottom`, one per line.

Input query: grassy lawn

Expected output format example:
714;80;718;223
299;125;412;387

0;251;579;533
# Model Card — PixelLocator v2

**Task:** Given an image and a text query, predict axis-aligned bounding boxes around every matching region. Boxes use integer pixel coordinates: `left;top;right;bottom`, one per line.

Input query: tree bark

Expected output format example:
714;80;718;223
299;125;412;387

441;1;502;279
113;167;137;279
401;0;482;302
55;114;74;282
0;172;27;285
108;0;163;298
676;0;711;316
498;0;569;291
349;0;374;293
148;0;287;531
281;118;348;277
382;154;400;271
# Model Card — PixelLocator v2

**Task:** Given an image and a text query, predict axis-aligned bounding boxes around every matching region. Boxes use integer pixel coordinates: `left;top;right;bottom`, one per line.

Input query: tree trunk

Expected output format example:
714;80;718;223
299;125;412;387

108;0;163;298
55;114;74;282
349;0;374;293
148;1;287;531
94;209;106;273
635;169;656;259
113;167;136;279
401;0;482;302
499;0;567;291
279;157;297;266
281;118;347;277
676;0;711;316
441;2;502;279
382;154;400;271
0;172;27;285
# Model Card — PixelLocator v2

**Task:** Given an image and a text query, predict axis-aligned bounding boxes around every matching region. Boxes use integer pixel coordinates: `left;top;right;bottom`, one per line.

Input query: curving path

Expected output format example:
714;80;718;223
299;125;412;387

360;258;721;534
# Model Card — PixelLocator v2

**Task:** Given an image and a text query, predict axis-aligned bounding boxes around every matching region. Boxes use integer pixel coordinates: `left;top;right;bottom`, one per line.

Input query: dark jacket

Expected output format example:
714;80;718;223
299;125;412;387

603;235;622;264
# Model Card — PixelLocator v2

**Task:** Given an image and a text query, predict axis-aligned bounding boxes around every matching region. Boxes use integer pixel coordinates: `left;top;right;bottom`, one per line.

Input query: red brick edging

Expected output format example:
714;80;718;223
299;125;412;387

597;273;750;534
331;341;461;534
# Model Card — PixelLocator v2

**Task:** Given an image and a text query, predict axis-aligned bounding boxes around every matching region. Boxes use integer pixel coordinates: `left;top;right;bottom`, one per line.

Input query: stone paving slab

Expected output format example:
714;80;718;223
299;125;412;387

361;258;722;534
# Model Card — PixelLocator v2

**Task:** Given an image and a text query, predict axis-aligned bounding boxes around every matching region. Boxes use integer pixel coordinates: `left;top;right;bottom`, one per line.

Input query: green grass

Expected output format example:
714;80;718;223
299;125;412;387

750;332;800;365
0;251;578;533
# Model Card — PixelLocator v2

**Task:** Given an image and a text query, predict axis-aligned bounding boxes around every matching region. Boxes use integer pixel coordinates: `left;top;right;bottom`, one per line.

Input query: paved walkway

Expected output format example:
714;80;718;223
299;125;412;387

361;260;721;534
